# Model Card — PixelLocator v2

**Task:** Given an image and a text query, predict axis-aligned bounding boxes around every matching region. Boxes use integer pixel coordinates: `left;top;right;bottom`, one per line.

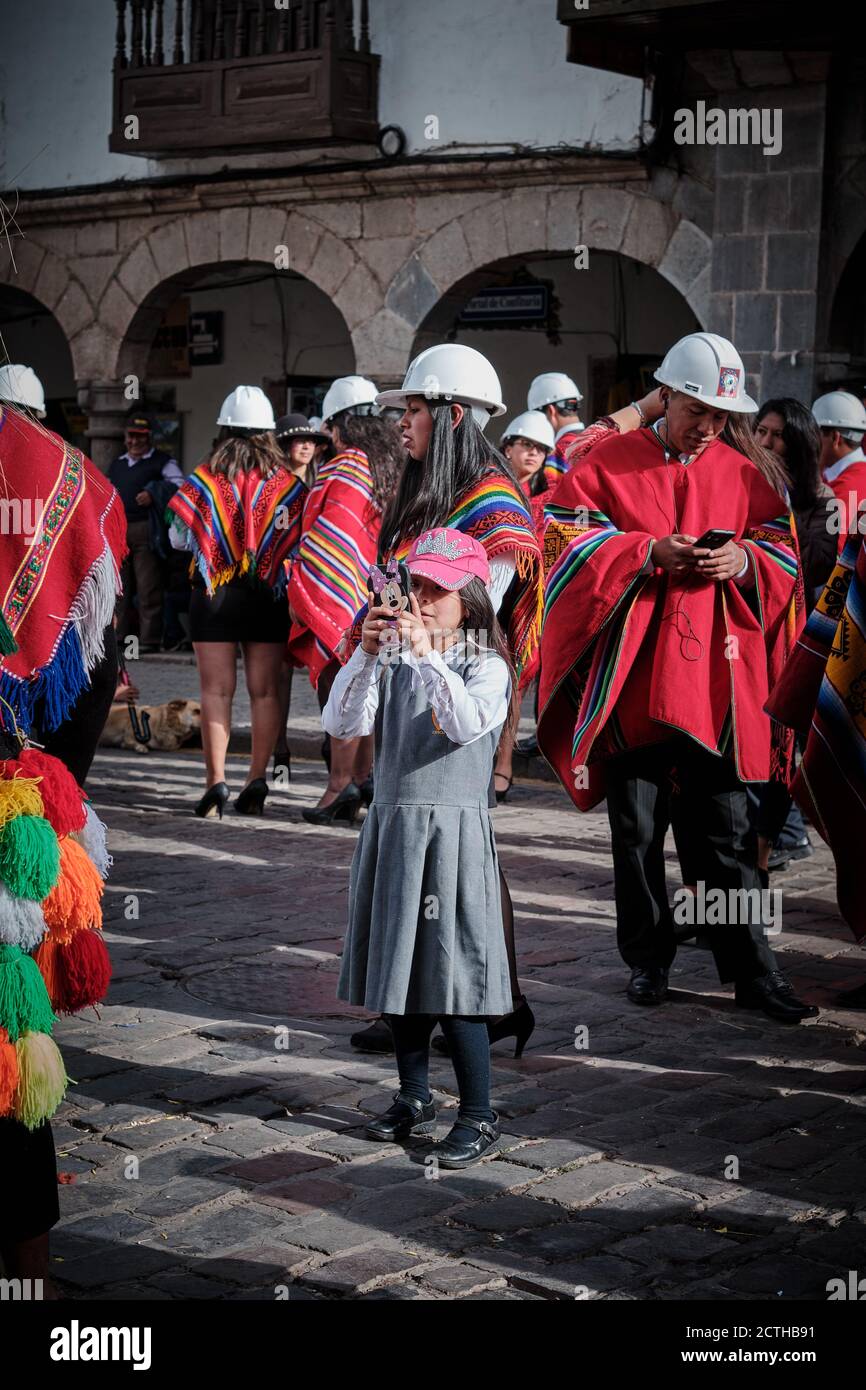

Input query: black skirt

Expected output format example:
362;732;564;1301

189;578;290;644
0;1118;60;1243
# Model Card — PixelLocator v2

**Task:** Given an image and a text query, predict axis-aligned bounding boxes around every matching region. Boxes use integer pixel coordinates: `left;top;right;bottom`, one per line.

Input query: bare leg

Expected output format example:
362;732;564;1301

241;642;285;783
494;724;515;797
352;733;374;784
194;642;237;787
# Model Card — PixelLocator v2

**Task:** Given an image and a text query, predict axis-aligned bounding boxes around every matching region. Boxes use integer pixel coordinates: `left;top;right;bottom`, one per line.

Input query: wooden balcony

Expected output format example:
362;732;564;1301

110;0;380;157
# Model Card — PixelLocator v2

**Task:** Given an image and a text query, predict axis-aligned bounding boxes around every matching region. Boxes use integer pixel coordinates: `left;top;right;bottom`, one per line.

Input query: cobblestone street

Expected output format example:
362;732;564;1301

49;742;866;1302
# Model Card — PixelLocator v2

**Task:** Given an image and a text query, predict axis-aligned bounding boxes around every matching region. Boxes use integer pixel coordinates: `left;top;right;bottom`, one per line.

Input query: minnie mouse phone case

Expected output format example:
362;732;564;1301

368;557;412;618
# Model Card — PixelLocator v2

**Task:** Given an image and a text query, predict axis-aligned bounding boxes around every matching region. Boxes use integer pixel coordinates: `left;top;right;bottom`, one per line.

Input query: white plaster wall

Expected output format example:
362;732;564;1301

0;0;643;191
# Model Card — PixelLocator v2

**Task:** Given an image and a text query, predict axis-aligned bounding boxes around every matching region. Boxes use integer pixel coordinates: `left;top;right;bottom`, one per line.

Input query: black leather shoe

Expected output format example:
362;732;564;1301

627;966;669;1005
235;777;269;815
350;1017;394;1052
768;839;813;872
364;1092;437;1142
735;971;819;1023
194;782;230;819
436;1112;501;1168
302;782;362;826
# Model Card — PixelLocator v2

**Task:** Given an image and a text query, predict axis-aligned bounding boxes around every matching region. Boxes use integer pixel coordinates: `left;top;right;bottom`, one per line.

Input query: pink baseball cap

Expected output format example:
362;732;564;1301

406;527;490;591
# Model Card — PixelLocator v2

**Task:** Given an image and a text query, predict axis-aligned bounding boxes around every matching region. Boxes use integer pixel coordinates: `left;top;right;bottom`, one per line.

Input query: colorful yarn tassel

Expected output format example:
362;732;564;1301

0;882;47;952
0;747;87;835
0;814;60;900
35;931;111;1015
0;944;56;1042
0;777;44;828
73;801;112;879
0;1025;19;1115
42;836;103;941
14;1029;68;1129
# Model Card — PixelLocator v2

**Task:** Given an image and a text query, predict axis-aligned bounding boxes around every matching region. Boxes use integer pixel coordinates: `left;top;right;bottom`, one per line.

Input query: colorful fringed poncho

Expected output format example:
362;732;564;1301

0;406;126;736
287;449;383;687
338;468;543;688
538;429;803;811
0;737;112;1129
767;533;866;940
167;463;305;594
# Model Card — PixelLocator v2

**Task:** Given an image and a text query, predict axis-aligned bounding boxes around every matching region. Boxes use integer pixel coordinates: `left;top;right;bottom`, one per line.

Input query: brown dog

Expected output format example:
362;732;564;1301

100;698;202;753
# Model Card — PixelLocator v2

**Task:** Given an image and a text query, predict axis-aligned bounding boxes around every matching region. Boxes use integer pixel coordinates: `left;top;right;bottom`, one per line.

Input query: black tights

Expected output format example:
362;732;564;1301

386;1014;494;1139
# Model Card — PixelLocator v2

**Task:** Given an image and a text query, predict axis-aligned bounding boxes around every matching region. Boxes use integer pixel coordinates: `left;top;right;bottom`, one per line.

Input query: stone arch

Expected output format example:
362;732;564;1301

376;186;712;365
80;207;362;381
0;236;98;372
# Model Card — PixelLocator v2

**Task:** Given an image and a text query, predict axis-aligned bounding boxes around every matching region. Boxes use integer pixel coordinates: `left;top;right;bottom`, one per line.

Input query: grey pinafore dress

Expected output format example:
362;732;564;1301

336;651;512;1017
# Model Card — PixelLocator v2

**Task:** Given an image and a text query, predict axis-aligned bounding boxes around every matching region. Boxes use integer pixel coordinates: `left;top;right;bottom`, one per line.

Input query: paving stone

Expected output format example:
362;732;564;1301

255;1177;357;1215
500;1139;605;1170
609;1224;737;1267
299;1246;426;1294
531;1161;650;1210
419;1263;506;1295
219;1150;336;1183
454;1194;571;1233
54;1245;177;1289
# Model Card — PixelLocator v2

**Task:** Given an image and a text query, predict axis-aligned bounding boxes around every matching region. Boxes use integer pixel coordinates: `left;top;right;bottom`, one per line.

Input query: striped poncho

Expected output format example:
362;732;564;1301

287;449;381;686
767;533;866;940
167;463;304;595
339;468;543;687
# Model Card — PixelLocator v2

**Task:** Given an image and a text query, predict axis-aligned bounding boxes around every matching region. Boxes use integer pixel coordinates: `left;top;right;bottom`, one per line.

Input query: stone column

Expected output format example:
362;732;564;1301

702;63;830;405
82;380;130;474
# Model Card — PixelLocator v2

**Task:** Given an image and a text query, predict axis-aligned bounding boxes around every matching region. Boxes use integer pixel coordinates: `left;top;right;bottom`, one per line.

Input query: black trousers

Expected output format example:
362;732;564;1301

605;737;777;985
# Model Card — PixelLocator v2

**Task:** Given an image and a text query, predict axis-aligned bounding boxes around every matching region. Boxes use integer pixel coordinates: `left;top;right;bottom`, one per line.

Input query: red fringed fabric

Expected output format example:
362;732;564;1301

0;747;86;835
34;932;111;1015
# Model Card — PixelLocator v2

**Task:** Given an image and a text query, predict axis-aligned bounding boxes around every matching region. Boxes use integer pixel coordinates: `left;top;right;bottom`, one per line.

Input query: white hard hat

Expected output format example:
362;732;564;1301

501;410;556;452
216;386;275;430
654;332;757;413
0;363;47;417
811;390;866;434
375;344;506;431
308;416;324;431
320;375;379;424
527;372;583;411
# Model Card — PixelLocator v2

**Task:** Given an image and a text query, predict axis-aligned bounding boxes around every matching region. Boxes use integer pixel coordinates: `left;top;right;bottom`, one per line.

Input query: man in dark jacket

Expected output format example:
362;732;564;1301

109;415;183;652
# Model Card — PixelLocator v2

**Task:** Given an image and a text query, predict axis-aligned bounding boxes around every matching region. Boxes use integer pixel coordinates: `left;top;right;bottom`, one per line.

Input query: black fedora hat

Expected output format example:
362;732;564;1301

275;412;328;444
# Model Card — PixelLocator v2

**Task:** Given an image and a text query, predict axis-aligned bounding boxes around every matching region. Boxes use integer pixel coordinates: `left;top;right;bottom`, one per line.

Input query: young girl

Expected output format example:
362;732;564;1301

324;527;513;1167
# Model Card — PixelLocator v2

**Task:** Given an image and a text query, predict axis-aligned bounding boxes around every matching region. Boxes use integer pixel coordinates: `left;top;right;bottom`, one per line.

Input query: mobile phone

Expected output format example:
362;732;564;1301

693;528;736;550
367;558;412;617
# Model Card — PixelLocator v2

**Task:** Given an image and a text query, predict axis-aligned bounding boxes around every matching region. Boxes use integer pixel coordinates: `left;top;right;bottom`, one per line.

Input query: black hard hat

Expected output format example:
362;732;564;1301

275;412;328;444
126;414;152;434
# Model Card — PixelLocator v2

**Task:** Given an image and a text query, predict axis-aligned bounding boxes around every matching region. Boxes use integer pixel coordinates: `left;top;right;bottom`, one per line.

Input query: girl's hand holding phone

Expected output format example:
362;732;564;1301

361;603;398;655
393;591;433;658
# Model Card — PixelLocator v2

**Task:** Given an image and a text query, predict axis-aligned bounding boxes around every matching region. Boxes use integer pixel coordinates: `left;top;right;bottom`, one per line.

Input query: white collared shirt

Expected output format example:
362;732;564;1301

554;422;584;442
322;639;510;746
824;445;866;483
120;446;184;484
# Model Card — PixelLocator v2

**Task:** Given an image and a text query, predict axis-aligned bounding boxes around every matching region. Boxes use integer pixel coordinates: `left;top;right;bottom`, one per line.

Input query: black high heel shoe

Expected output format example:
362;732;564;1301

432;997;536;1059
494;774;513;804
358;775;374;808
194;782;230;819
235;778;269;815
302;781;362;826
487;997;535;1056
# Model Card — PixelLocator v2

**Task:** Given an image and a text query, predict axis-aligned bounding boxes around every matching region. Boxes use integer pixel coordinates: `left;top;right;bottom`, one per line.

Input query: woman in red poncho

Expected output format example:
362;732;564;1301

286;377;402;824
538;333;817;1024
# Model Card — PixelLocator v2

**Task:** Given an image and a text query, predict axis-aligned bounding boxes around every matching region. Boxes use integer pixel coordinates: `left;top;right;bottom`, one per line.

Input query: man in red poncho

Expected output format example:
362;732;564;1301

538;332;817;1023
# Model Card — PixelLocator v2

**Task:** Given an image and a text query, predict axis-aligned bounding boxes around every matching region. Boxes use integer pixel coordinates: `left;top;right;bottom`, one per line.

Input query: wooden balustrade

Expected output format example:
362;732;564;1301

114;0;364;66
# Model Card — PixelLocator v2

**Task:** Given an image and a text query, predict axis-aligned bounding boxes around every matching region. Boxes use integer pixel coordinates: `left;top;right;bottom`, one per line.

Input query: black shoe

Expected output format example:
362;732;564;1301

194;782;230;819
735;970;819;1023
235;778;269;815
515;736;539;758
358;775;374;808
432;999;536;1059
302;782;362;826
436;1112;501;1168
364;1092;437;1142
768;839;813;872
627;966;669;1005
494;774;513;804
350;1018;394;1052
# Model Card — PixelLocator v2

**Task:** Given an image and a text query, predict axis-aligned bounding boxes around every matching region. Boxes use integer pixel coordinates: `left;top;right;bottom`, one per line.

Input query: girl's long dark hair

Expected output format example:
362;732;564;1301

336;414;403;516
379;404;517;554
722;412;790;500
209;426;288;481
755;398;824;512
456;576;517;733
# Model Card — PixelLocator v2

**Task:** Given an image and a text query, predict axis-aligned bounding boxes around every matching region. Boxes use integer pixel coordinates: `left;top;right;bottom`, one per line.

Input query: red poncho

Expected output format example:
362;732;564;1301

824;459;866;552
538;429;801;810
0;407;126;735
